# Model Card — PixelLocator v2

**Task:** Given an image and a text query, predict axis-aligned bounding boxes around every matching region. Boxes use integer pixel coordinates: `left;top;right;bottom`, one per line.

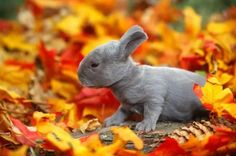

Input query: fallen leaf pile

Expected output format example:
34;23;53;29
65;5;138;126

151;76;236;156
0;0;235;155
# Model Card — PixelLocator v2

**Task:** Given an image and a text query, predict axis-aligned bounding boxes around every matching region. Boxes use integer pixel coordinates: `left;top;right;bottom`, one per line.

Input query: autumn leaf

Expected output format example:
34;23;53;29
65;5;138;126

183;7;201;37
149;137;186;156
11;118;41;146
81;37;113;56
4;60;35;71
112;126;144;150
0;0;236;155
0;145;28;156
50;79;78;100
207;20;236;34
193;77;234;110
0;34;36;56
0;102;18;145
0;64;33;95
38;42;57;82
194;76;236;123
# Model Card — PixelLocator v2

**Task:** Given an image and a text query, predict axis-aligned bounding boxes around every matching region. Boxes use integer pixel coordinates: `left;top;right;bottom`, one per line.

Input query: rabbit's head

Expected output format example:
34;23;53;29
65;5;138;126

78;25;148;87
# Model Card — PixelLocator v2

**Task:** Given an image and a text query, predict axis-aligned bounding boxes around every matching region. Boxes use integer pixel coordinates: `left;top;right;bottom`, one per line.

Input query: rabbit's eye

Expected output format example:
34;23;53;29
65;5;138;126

91;62;99;68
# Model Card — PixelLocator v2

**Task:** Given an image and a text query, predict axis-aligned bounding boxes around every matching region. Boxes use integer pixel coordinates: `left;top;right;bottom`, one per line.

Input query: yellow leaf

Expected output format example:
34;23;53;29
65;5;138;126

207;20;236;34
81;37;112;56
48;98;74;113
0;64;33;95
56;4;105;36
111;126;144;150
183;7;201;37
33;112;89;154
96;140;124;156
195;77;235;120
66;104;80;128
50;79;78;100
215;103;236;119
82;134;103;149
61;69;78;82
0;86;21;101
56;15;83;36
200;77;234;106
33;112;57;134
33;111;56;123
215;72;233;85
72;4;105;25
0;145;28;156
0;34;37;62
46;126;75;151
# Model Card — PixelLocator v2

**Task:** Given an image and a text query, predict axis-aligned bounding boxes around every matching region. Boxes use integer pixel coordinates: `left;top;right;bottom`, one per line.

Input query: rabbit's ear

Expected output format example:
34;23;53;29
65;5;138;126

118;25;148;59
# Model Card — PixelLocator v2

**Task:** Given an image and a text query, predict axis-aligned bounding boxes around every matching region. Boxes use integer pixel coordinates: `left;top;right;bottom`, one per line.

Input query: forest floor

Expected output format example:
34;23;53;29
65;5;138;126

73;121;189;153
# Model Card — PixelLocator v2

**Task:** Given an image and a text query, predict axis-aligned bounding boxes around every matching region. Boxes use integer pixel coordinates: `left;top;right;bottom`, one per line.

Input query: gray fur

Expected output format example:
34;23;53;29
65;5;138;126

78;25;206;132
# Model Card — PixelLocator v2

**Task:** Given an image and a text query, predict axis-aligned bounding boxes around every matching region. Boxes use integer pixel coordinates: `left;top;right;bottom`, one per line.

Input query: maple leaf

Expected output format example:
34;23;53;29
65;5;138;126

194;76;236;122
38;41;57;82
74;88;120;122
60;43;84;68
193;77;234;110
11;118;41;146
112;126;144;150
149;137;186;156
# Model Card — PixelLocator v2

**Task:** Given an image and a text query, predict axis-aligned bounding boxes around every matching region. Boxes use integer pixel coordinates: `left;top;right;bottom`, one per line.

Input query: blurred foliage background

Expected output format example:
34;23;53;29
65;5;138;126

0;0;236;155
1;0;236;22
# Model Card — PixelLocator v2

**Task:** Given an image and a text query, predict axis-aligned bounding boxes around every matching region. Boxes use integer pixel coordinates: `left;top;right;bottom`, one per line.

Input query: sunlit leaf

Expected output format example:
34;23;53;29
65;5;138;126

112;126;144;150
50;79;78;100
207;20;236;34
183;7;201;37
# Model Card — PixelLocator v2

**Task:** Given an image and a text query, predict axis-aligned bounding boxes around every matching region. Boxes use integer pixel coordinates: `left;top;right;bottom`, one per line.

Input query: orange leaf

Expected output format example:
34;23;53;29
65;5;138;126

111;126;144;150
0;145;28;156
184;7;201;37
205;127;236;151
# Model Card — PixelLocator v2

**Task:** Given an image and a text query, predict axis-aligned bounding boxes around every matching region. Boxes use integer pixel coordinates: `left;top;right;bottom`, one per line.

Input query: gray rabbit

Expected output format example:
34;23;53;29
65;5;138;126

78;25;206;132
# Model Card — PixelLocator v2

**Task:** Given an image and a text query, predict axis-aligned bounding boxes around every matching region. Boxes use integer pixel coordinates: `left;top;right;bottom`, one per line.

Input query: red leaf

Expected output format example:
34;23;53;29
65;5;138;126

11;118;41;146
4;60;35;71
179;54;205;71
61;43;84;68
26;0;43;17
0;20;13;33
149;137;186;156
204;127;236;151
38;41;57;81
74;88;120;107
193;83;203;99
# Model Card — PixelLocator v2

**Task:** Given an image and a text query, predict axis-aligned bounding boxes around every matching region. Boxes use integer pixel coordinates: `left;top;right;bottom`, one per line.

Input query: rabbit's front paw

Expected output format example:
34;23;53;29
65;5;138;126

104;115;124;127
135;120;156;132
